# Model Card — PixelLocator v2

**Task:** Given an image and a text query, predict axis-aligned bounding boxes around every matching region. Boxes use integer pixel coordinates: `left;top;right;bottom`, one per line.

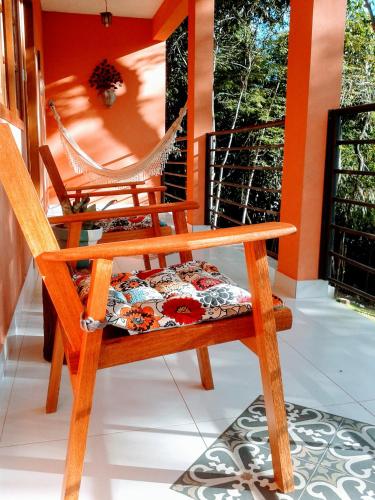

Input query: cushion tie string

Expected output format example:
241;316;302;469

80;312;107;332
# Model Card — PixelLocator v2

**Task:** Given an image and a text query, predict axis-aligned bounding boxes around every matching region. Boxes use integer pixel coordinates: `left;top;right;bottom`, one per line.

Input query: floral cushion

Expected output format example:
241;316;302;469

96;214;167;233
96;214;152;233
73;260;283;336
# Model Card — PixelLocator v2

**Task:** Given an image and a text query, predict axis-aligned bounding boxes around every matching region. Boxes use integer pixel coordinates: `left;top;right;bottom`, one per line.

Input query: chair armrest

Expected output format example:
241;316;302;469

66;180;146;191
48;200;198;225
41;222;296;262
67;186;166;199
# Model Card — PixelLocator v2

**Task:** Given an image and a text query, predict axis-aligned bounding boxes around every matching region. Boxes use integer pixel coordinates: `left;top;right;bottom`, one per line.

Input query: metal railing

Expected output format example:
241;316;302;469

162;136;187;203
320;103;375;303
206;120;285;258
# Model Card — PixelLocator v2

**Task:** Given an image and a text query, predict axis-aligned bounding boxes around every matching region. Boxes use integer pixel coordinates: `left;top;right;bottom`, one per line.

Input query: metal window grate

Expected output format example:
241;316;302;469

205;120;285;259
320;103;375;304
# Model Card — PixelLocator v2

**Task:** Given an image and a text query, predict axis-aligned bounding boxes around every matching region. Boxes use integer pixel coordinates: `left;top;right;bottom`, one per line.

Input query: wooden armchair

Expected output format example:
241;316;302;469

39;144;173;269
0;125;296;499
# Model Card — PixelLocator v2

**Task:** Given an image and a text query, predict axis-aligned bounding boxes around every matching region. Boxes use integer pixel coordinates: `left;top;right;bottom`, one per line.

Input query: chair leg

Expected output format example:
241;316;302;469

46;321;65;414
244;240;294;493
157;254;167;268
258;347;294;492
196;347;214;390
143;254;151;270
61;330;102;500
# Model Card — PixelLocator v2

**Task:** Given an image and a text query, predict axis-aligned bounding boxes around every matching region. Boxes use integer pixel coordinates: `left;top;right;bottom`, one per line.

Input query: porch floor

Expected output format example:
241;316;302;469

0;245;374;499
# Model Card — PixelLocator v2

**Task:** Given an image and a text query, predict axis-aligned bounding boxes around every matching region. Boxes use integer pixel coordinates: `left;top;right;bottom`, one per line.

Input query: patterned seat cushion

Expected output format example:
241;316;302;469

73;260;283;336
96;214;167;233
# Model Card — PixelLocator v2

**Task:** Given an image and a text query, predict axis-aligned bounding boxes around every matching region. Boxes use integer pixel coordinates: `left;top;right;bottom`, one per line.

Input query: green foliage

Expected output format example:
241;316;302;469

166;0;289;234
166;1;374;297
166;1;289;128
213;0;289;130
333;1;375;301
342;0;375;105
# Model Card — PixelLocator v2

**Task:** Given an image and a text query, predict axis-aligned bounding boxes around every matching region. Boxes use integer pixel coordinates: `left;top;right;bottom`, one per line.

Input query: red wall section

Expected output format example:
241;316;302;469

42;12;166;197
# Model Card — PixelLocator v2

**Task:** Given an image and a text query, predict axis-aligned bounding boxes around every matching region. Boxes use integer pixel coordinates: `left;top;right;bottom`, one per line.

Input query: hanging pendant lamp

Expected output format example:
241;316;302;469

100;0;112;28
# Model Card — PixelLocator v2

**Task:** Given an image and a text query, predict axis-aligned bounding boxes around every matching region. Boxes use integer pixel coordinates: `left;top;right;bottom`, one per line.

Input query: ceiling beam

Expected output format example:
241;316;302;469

152;0;187;41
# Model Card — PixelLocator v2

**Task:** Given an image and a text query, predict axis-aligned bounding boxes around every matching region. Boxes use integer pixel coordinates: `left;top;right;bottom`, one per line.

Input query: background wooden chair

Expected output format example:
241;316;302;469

0;124;296;500
39;144;173;269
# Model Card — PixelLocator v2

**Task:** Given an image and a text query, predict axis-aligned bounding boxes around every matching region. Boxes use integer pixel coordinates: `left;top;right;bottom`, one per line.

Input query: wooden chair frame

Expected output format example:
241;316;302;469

39;144;173;269
39;144;148;203
1;125;296;499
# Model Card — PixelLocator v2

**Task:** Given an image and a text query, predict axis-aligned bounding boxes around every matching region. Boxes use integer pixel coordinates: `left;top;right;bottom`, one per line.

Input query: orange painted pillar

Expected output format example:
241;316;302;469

276;0;347;296
186;0;214;225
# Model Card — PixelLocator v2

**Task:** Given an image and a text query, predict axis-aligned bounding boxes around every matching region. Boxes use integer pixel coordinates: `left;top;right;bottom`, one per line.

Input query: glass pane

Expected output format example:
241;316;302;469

0;1;8;107
12;0;23;116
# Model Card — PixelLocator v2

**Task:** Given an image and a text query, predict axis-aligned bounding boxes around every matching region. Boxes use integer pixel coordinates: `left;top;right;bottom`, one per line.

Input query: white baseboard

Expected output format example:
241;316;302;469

0;262;38;379
274;270;329;299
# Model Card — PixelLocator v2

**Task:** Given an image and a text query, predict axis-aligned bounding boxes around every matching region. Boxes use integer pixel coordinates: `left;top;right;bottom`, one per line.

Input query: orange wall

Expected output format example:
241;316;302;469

42;12;166;200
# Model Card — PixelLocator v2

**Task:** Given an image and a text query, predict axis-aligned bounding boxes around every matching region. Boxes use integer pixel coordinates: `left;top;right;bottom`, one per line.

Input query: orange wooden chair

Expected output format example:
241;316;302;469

0;124;296;500
39;144;173;269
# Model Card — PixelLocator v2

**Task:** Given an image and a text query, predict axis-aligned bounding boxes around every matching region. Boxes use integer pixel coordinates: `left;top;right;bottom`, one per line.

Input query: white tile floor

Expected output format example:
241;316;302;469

0;247;374;499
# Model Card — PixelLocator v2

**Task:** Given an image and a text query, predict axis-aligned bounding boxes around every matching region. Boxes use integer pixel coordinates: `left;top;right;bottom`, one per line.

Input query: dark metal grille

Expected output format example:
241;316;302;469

320;103;375;304
162;136;187;203
206;120;285;259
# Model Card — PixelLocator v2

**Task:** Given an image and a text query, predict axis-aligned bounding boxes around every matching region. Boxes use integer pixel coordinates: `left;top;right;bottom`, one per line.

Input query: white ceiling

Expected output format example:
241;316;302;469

41;0;164;19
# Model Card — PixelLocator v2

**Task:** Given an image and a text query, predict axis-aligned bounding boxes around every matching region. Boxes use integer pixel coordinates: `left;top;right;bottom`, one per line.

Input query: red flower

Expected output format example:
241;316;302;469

192;277;222;291
120;306;160;332
162;297;205;324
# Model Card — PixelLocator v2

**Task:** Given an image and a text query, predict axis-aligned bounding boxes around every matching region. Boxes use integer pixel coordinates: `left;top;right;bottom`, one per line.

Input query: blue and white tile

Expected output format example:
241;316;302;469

172;397;375;500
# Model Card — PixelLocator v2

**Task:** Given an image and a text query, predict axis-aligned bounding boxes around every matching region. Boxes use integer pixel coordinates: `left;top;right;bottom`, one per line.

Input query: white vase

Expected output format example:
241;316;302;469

102;89;116;107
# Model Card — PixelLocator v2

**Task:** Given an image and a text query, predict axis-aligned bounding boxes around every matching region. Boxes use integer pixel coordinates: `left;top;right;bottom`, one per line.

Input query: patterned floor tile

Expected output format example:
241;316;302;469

172;449;313;499
320;418;375;485
233;396;341;465
171;396;375;500
303;465;375;499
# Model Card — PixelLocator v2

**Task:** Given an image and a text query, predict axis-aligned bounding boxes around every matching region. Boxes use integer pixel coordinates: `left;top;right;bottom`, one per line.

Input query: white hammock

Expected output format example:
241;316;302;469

49;100;187;182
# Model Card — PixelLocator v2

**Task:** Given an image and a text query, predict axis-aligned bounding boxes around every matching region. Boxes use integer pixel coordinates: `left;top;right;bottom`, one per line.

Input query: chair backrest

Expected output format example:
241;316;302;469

39;144;71;209
0;125;60;258
0;125;85;353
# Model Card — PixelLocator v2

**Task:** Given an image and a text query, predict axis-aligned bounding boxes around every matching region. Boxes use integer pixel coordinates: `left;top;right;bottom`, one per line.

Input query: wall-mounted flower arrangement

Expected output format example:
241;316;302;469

89;59;123;107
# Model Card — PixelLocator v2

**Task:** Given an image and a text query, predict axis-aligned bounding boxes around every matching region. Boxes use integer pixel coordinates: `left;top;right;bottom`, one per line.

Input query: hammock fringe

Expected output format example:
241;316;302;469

49;100;187;183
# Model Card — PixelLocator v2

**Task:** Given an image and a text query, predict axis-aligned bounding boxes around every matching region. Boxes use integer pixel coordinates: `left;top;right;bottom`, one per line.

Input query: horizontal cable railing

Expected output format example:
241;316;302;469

320;103;375;304
206;119;285;259
163;136;187;203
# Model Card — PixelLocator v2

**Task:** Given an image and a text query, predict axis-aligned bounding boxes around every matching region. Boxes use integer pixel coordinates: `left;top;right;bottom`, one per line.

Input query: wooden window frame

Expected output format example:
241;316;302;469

0;0;23;129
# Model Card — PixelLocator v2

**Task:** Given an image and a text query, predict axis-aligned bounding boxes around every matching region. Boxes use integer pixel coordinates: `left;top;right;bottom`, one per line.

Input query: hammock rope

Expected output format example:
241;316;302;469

49;100;187;182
